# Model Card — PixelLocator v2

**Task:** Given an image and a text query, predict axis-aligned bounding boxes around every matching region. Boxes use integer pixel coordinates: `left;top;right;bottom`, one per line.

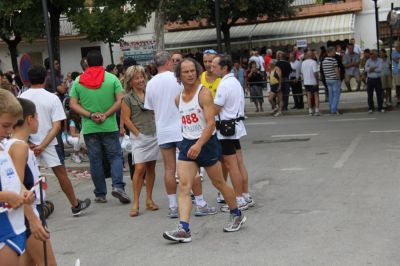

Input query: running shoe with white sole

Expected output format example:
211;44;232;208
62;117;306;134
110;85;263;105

220;201;249;212
194;204;217;216
163;224;192;243
216;192;226;204
111;187;131;204
223;213;246;232
168;207;179;218
71;198;91;216
245;197;256;207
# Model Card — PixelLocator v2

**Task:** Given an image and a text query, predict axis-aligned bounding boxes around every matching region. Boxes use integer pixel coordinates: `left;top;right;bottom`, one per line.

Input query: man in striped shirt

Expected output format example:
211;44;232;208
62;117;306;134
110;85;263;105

322;47;341;115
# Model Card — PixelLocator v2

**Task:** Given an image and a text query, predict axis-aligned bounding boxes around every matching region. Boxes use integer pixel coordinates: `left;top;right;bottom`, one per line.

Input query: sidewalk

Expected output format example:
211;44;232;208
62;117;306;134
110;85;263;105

244;88;397;117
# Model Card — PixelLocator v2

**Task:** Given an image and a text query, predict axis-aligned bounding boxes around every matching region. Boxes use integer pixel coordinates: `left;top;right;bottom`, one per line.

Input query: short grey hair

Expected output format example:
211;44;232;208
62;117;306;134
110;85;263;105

154;51;171;68
327;46;336;54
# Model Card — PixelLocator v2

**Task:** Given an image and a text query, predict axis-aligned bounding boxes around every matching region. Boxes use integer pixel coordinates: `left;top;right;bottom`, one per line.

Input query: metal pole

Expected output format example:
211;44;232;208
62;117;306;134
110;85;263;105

108;42;114;64
373;0;380;51
389;2;394;74
38;180;48;266
215;0;222;53
41;0;56;93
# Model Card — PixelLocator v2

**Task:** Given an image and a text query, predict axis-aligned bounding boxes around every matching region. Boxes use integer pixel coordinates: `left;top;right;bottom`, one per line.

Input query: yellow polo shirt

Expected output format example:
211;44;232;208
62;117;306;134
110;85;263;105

201;71;221;98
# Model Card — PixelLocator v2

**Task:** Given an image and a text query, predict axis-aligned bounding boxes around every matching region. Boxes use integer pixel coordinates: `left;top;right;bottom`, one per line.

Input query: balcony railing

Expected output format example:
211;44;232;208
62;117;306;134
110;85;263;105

60;16;80;36
292;0;317;6
292;0;343;7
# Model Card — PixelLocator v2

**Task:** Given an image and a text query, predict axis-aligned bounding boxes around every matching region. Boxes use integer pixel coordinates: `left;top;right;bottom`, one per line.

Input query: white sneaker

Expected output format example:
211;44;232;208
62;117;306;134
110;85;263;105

216;192;225;204
80;153;89;162
274;111;282;117
72;154;82;164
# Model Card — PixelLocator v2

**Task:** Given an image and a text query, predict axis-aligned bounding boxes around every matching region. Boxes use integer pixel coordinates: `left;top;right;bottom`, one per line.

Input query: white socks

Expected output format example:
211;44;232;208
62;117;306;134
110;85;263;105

168;194;177;208
195;194;207;208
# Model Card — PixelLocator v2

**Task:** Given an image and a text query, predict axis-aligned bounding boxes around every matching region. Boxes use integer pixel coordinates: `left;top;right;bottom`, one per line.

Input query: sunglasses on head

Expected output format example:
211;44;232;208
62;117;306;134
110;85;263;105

203;49;217;55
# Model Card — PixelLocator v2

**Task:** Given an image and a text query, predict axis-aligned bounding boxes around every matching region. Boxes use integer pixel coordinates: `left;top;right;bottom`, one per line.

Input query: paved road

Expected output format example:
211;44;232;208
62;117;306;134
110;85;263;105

43;110;400;265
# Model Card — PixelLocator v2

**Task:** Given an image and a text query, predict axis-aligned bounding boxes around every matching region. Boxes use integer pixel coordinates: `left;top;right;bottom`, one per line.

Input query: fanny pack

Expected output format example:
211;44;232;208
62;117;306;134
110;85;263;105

216;115;245;137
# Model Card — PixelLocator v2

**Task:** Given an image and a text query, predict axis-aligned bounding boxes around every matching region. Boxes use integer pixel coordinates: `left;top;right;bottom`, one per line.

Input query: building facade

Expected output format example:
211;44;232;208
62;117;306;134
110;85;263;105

0;0;398;76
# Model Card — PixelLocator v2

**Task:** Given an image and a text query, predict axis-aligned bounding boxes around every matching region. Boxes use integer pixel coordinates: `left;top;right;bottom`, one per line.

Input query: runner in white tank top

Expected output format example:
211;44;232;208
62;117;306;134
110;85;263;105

0;146;26;256
163;58;246;243
179;84;215;140
3;139;44;216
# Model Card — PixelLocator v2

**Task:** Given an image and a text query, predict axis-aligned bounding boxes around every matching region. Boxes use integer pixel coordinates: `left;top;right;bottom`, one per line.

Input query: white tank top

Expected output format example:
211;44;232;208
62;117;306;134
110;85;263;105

179;85;208;140
4;139;44;215
0;144;26;237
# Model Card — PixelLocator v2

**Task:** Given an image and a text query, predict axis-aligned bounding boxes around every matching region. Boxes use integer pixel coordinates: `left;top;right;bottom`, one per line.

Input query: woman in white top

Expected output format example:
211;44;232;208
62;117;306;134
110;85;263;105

5;98;57;266
121;65;160;217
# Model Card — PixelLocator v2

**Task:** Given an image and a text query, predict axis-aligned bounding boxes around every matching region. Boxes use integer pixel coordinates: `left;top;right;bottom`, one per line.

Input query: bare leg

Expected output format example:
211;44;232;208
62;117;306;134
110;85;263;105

191;174;202;196
24;236;57;266
205;162;237;210
52;165;78;207
268;93;276;109
307;91;313;111
314;92;320;110
0;245;19;266
222;155;243;197
235;149;249;193
145;161;157;204
278;91;283;112
160;147;177;195
177;160;197;222
131;163;145;210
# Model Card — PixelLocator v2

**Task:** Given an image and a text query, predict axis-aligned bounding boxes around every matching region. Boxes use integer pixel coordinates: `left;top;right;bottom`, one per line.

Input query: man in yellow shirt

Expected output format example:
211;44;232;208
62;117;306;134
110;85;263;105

201;49;221;98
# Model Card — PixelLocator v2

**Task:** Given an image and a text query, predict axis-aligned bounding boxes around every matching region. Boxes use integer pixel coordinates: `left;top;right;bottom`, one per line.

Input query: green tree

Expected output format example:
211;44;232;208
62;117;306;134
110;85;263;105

68;0;155;63
45;0;86;62
162;0;295;54
0;1;43;74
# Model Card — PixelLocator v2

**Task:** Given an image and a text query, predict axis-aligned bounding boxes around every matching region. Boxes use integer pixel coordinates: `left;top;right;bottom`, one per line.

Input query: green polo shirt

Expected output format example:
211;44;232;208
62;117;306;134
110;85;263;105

69;72;122;134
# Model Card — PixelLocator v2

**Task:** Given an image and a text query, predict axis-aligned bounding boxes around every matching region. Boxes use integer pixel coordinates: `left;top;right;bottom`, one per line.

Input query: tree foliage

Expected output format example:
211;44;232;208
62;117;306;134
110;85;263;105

68;1;153;44
162;0;295;54
0;0;43;73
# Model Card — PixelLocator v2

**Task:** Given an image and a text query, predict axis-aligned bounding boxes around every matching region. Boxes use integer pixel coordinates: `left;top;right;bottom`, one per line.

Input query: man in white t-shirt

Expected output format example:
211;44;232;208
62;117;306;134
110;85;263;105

145;51;212;218
211;55;254;211
301;50;320;116
20;65;91;216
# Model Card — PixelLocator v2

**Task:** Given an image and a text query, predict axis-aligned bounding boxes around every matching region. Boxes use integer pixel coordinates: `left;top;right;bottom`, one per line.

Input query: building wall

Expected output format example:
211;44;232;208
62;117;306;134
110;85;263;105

355;0;394;49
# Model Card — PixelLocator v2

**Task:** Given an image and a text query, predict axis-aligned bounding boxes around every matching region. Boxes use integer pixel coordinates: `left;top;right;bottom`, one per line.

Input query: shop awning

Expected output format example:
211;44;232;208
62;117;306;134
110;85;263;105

164;13;355;49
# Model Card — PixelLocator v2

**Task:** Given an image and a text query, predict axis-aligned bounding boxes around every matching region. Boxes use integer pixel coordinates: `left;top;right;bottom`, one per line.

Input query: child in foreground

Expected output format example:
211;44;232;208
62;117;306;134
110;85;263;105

0;89;34;266
4;97;57;265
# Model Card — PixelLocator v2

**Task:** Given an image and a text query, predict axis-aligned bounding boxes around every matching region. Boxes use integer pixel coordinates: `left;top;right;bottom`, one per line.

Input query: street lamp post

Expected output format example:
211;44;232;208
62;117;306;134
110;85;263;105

373;0;380;51
41;0;56;94
215;0;222;53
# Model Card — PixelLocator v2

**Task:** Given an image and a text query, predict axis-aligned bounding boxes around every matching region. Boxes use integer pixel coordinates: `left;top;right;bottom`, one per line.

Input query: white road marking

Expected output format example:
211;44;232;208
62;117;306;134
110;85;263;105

245;122;277;126
271;133;318;138
369;130;400;133
385;149;400;153
333;135;362;169
329;118;376;122
280;167;307;171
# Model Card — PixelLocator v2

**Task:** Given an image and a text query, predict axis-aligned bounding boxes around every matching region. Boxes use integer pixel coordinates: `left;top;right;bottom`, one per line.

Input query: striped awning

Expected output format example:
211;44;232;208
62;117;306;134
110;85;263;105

164;13;355;49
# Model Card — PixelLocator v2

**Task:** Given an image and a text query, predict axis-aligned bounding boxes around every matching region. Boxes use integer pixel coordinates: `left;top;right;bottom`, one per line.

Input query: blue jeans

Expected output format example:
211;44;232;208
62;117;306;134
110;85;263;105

84;131;125;197
326;79;341;113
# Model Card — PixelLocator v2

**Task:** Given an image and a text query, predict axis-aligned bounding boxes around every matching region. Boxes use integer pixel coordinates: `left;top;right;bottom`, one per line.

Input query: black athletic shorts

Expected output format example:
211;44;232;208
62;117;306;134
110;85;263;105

219;139;241;156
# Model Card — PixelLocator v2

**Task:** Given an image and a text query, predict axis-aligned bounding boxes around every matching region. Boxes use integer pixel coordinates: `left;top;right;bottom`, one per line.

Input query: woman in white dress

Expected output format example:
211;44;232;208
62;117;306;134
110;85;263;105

121;65;160;217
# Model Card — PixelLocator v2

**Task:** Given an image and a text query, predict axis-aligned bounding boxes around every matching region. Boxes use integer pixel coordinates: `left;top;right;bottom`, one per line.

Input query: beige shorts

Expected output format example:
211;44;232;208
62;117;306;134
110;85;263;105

345;74;361;83
381;75;392;89
394;74;400;86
